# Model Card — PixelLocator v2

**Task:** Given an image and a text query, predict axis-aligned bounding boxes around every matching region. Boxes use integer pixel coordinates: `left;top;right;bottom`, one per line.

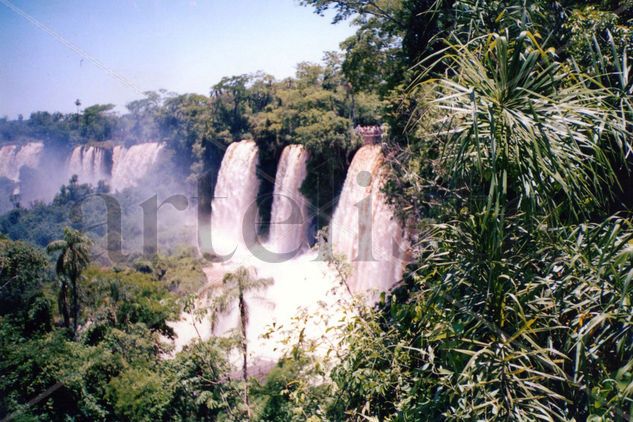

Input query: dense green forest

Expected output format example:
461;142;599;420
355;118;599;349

2;0;633;420
0;58;380;226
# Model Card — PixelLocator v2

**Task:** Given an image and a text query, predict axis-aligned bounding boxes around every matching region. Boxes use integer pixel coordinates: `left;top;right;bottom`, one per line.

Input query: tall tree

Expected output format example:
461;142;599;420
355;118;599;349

212;266;273;420
47;227;91;335
80;104;116;141
210;75;253;140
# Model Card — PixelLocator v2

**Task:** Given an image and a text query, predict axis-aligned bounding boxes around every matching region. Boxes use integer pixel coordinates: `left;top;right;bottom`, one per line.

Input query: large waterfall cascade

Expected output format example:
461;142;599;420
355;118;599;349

267;144;311;257
68;145;109;185
210;140;261;256
0;142;44;182
172;142;347;366
172;142;408;369
111;143;164;190
1;138;408;365
330;144;408;295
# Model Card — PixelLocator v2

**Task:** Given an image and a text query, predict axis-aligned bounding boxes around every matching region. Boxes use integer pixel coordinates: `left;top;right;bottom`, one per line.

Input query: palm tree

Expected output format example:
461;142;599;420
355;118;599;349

212;266;273;420
47;227;91;335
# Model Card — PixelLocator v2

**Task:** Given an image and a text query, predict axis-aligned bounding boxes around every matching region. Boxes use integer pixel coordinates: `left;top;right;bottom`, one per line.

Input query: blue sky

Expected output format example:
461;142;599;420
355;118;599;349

0;0;355;117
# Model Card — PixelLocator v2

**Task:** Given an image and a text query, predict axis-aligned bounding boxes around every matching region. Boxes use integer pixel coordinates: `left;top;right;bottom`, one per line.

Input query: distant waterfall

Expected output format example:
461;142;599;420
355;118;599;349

110;143;164;190
330;145;407;296
267;145;310;257
210;140;260;255
0;145;18;181
0;142;44;182
67;146;109;185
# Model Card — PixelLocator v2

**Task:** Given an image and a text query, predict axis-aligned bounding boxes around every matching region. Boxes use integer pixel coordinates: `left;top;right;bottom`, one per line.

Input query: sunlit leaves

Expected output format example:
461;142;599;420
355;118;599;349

421;33;625;221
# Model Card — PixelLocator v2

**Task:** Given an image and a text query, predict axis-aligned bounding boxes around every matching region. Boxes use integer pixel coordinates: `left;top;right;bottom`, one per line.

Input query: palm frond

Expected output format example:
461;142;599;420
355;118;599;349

420;32;626;220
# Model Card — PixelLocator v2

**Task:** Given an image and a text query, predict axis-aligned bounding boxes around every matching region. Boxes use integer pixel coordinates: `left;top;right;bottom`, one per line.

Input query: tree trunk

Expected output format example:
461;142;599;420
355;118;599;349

351;90;356;124
58;279;70;329
71;276;79;335
239;290;250;421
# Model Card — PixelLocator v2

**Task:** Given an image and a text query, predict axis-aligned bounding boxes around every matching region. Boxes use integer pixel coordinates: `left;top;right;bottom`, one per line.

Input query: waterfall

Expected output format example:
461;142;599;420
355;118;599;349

66;142;163;190
172;143;406;364
329;145;407;297
0;145;18;181
67;146;109;185
110;143;164;190
267;144;310;257
0;142;44;182
210;140;260;256
194;141;344;368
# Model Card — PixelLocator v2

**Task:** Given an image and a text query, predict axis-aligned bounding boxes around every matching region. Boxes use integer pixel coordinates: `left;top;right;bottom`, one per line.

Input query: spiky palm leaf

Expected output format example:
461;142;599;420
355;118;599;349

582;30;633;156
47;228;91;282
420;32;624;221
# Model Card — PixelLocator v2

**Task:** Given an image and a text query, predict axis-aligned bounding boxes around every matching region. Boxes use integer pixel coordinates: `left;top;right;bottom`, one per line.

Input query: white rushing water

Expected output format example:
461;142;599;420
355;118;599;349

110;143;164;190
67;146;109;185
209;140;261;257
267;144;311;258
330;144;408;297
169;252;350;371
172;140;349;368
0;142;44;182
170;142;407;371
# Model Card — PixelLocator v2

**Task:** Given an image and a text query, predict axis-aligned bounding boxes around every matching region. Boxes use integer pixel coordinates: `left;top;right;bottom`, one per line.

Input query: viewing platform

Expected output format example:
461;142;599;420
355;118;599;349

355;125;382;145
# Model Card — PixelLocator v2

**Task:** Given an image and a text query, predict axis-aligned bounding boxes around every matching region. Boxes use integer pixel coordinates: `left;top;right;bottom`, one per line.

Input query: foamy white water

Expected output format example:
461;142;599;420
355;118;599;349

170;143;406;371
239;251;348;362
209;140;260;257
0;145;18;181
267;144;311;258
330;145;408;297
169;252;350;368
67;146;109;185
111;143;164;190
0;142;44;181
173;140;351;365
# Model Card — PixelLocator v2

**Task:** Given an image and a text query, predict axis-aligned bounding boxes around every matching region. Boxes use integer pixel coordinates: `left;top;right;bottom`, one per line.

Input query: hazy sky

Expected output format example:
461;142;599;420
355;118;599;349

0;0;354;118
